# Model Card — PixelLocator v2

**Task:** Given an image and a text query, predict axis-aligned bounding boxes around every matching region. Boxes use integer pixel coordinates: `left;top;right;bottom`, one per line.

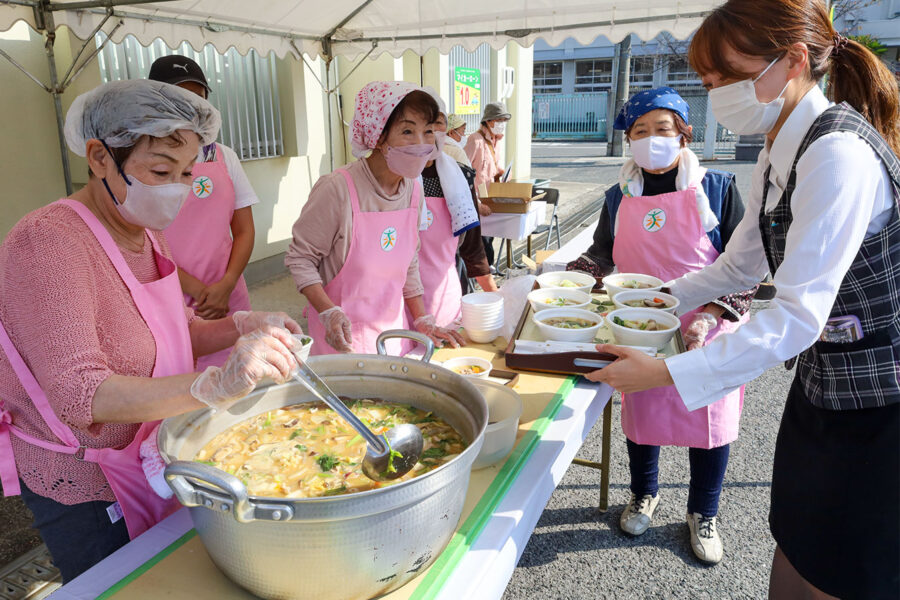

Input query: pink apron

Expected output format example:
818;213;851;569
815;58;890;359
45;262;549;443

612;187;745;449
163;144;251;369
415;194;462;325
0;199;194;539
307;169;421;356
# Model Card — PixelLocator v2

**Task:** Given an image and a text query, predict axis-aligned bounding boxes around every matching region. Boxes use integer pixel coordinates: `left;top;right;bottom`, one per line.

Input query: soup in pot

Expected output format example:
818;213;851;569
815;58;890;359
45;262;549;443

194;399;466;499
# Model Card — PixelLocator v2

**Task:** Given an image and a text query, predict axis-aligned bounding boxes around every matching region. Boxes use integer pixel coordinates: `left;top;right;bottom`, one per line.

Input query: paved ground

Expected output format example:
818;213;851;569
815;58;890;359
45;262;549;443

1;142;784;600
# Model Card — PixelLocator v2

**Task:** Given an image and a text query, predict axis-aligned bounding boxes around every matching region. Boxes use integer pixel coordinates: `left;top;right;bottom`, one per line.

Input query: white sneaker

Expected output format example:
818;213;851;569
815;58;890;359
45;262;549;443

686;512;723;564
619;493;660;536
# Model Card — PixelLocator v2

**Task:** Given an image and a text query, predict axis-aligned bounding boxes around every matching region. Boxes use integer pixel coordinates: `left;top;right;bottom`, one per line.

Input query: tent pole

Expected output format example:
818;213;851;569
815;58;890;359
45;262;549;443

326;56;335;172
38;1;74;195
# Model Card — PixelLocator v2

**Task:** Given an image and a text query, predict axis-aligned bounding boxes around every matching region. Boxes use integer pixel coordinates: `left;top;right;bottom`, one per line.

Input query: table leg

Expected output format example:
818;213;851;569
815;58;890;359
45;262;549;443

599;400;612;512
569;400;613;512
506;239;513;269
526;235;533;259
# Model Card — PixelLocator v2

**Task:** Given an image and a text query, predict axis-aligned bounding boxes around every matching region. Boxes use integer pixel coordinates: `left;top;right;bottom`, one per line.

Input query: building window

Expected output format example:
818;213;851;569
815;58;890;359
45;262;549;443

534;61;563;94
667;55;701;86
574;59;613;92
629;56;656;88
97;35;283;161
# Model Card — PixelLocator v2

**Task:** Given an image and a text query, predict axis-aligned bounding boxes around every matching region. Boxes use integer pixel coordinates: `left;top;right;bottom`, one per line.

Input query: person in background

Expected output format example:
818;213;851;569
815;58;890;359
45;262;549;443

443;113;471;167
588;1;899;597
285;82;464;356
419;88;497;324
0;80;302;582
465;102;509;266
568;87;755;564
148;55;259;369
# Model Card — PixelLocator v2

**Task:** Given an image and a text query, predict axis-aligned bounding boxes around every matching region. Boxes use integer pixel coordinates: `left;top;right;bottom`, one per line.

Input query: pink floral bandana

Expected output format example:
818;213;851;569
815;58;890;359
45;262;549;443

350;81;421;158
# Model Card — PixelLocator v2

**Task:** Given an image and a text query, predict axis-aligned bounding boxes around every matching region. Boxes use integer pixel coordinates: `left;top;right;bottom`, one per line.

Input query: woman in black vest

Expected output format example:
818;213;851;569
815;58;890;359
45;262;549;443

586;1;900;598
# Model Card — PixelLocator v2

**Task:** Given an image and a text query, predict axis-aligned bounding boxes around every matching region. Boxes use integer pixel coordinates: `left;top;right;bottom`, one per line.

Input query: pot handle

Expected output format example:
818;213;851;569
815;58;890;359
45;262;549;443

164;461;293;524
376;329;435;362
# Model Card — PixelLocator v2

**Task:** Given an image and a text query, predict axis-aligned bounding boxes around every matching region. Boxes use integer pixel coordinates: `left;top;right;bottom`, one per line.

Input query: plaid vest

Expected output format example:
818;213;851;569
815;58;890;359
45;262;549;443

758;103;900;410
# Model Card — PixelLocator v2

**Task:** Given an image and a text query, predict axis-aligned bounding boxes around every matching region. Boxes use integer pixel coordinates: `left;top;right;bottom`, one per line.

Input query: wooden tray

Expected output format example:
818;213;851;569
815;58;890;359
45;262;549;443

503;285;686;376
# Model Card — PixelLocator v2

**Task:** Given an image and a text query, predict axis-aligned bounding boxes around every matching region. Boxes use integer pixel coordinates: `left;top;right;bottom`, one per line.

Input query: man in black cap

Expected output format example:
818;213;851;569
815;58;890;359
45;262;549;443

148;55;261;369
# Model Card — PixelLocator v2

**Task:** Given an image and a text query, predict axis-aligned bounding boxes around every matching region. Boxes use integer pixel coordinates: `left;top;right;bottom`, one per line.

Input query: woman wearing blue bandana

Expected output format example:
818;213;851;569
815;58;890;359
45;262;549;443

567;87;756;564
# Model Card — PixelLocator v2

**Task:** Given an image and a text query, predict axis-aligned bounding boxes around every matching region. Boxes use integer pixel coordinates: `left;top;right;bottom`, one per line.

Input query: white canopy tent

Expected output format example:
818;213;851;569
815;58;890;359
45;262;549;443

0;0;723;192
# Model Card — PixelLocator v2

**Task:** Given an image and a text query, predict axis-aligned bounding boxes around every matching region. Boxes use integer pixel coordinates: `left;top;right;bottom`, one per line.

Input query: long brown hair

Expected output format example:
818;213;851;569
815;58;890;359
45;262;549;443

689;0;900;155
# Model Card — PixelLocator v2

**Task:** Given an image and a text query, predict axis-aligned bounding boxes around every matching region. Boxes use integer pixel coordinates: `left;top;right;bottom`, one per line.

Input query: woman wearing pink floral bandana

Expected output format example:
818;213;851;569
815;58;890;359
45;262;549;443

286;81;465;355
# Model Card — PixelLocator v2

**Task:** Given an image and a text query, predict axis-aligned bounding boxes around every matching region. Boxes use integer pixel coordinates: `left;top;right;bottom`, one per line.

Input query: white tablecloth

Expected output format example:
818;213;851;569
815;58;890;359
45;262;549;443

540;220;598;273
480;200;547;241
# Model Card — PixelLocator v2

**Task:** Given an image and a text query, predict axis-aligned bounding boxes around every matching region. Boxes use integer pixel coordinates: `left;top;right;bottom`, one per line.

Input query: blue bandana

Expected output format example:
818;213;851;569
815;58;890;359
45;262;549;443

613;86;690;131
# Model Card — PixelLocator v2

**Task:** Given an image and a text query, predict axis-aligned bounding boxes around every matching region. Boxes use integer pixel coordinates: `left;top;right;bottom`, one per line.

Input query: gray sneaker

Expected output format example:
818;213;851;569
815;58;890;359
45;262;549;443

686;512;723;564
619;493;660;536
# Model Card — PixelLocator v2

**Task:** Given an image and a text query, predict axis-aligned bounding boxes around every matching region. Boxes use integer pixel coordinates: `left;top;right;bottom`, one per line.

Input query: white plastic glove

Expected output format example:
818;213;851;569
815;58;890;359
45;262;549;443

191;326;299;411
413;314;465;349
320;306;354;353
683;312;718;351
232;310;303;336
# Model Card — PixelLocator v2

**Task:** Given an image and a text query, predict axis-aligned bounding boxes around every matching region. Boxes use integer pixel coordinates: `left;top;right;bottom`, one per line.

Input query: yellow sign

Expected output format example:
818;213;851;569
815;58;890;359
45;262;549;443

454;67;481;115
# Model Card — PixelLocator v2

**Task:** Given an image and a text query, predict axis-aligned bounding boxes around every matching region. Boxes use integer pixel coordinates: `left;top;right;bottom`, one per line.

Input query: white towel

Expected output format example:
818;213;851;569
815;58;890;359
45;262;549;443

140;424;173;499
434;151;480;236
615;147;719;235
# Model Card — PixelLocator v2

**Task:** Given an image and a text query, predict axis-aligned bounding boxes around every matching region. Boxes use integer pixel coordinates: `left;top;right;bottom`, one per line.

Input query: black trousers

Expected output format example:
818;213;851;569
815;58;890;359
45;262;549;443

19;481;130;582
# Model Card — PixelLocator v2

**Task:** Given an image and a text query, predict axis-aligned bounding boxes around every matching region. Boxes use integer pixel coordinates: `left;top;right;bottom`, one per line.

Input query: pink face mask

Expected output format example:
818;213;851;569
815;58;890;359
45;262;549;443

382;143;434;178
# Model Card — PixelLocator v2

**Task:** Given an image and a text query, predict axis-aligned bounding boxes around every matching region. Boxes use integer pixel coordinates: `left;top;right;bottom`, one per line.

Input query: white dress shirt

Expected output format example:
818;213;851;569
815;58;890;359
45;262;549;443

665;85;895;411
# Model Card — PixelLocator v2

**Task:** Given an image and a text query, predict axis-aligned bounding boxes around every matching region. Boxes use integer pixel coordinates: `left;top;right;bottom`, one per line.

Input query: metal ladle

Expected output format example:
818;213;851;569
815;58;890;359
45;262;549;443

290;357;424;482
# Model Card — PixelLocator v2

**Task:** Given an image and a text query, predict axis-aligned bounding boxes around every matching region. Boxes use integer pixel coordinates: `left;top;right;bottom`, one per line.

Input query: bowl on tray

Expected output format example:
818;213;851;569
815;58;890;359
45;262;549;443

440;356;493;379
527;288;592;313
536;270;596;295
606;307;681;348
611;290;680;314
532;308;604;343
601;273;664;299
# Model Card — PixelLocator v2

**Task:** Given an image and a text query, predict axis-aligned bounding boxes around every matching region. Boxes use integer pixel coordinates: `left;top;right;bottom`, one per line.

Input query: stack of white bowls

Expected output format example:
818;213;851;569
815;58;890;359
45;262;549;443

461;292;505;343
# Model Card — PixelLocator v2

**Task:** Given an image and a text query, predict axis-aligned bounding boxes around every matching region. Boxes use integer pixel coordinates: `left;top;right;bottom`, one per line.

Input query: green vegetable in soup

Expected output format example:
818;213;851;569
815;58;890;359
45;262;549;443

316;453;340;471
556;279;580;288
612;316;665;331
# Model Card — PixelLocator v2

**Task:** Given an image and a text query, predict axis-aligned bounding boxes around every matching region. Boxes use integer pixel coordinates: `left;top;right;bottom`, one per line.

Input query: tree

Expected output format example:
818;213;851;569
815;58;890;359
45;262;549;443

848;34;887;55
830;0;880;32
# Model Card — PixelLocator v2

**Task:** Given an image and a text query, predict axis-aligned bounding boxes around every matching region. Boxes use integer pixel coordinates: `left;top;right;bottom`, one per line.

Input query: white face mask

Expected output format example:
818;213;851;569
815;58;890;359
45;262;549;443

458;134;469;147
708;57;790;135
102;145;190;230
490;121;507;136
630;135;683;171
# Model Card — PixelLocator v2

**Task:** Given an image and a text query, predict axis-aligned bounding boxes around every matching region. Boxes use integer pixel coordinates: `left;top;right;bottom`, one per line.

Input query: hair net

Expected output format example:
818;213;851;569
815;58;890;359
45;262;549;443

64;79;221;157
350;81;421;159
613;86;689;131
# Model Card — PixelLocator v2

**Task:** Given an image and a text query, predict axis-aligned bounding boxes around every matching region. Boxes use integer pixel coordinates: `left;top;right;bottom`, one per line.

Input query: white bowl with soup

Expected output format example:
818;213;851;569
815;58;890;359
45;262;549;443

440;356;493;379
601;273;664;299
606;307;681;348
533;308;604;343
536;270;596;295
527;288;592;313
612;290;680;314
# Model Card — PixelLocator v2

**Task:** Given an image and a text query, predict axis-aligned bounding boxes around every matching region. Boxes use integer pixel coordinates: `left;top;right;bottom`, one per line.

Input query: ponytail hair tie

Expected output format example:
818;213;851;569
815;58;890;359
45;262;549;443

832;33;849;57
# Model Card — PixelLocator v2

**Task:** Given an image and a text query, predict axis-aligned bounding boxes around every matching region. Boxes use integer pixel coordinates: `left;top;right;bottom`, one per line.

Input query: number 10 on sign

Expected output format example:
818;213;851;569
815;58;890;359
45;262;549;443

454;67;481;115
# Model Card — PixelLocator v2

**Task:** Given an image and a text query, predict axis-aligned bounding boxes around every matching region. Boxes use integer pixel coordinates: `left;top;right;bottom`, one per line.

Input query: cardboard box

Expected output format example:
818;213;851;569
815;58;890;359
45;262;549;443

480;182;545;213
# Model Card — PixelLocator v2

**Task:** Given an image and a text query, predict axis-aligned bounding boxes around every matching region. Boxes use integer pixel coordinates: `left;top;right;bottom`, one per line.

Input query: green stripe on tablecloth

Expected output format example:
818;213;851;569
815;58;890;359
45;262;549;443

409;376;577;600
98;529;197;599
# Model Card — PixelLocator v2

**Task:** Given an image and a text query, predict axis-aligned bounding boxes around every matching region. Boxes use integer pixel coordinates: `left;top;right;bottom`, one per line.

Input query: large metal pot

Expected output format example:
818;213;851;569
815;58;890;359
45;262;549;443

159;332;487;600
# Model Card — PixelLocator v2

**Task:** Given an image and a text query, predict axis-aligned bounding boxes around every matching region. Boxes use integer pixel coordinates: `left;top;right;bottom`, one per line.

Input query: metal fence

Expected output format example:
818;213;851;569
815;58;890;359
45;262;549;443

532;93;609;140
97;34;284;161
672;87;737;157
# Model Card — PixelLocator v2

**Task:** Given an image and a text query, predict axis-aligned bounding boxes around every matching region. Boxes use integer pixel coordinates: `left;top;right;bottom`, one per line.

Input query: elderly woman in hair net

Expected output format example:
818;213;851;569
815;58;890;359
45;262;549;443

0;80;304;582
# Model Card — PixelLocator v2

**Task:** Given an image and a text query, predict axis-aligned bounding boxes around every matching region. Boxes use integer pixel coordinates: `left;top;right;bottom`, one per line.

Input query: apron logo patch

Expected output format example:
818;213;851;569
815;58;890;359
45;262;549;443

425;209;434;230
643;208;666;232
380;227;398;251
192;175;214;199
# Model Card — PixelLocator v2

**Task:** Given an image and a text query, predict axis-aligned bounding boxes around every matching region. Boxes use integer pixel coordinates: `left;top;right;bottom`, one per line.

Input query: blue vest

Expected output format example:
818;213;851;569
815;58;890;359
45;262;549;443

604;169;735;253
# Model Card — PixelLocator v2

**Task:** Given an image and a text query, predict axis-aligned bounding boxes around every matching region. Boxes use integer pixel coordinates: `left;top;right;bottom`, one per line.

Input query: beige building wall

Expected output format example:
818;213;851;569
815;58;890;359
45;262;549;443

1;26;533;267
